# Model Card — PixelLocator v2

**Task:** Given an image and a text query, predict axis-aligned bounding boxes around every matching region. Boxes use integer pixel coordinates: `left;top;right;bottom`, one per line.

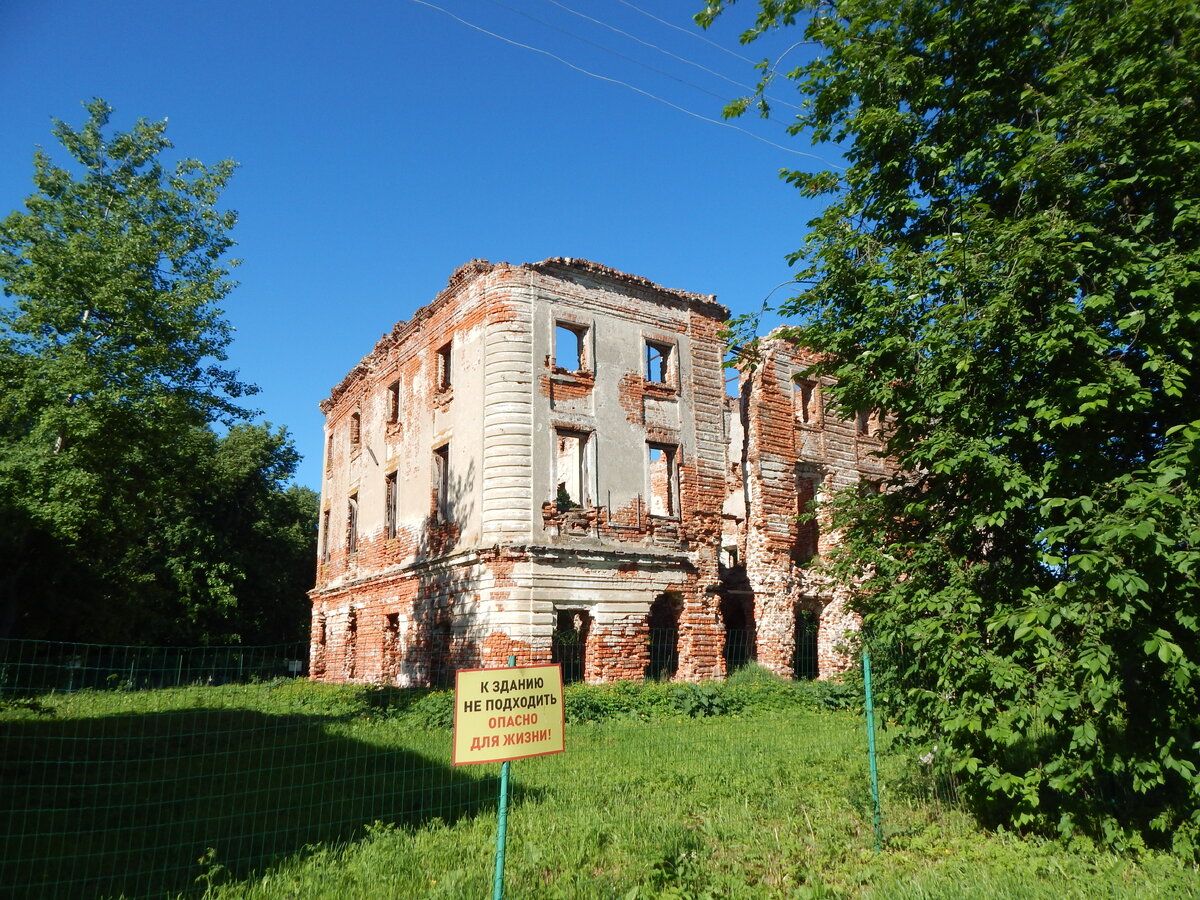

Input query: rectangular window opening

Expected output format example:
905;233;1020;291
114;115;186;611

387;380;400;423
856;408;872;435
793;475;819;563
795;379;819;424
433;444;451;522
347;493;359;557
321;509;330;563
647;443;678;518
555;323;588;372
350;411;361;445
437;342;453;390
725;368;740;398
554;430;590;511
645;340;673;384
384;612;400;673
385;471;398;539
345;607;358;679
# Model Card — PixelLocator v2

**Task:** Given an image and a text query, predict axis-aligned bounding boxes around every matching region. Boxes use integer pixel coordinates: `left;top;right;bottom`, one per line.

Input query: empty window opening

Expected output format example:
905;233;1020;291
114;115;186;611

345;607;358;679
325;432;333;471
645;339;674;384
350;411;361;445
432;444;451;522
725;367;740;398
647;444;678;518
555;323;588;372
719;592;755;673
646;593;682;680
385;471;398;539
312;613;327;677
856;408;873;435
794;606;819;680
795;379;819;424
387;380;400;423
384;612;400;676
555;430;589;511
347;493;359;556
321;509;331;563
437;342;452;390
552;609;591;684
793;475;819;563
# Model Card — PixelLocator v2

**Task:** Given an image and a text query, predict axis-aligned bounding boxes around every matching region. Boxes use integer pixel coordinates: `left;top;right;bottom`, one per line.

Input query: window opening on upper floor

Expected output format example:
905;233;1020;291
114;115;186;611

350;411;361;445
555;323;588;372
433;444;451;522
725;367;740;398
856;408;873;436
347;493;359;557
645;339;674;384
320;509;330;563
795;378;820;424
437;342;453;391
793;473;819;563
385;471;398;539
387;380;400;423
647;443;678;518
555;430;590;511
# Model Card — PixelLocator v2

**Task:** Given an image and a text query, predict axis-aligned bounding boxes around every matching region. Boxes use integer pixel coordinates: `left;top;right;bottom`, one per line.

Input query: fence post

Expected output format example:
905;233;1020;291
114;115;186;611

862;646;883;851
492;654;516;900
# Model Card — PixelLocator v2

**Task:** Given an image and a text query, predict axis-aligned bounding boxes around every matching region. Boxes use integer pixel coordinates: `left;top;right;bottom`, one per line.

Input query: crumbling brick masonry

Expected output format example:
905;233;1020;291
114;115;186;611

309;259;892;685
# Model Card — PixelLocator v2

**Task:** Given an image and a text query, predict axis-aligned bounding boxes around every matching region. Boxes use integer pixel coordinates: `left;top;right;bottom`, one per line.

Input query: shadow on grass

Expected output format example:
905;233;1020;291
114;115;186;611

0;708;521;899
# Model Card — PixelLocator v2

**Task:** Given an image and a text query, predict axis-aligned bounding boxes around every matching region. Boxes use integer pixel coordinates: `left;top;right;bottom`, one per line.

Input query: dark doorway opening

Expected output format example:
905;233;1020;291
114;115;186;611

552;609;591;684
719;590;755;673
646;593;681;680
794;605;819;680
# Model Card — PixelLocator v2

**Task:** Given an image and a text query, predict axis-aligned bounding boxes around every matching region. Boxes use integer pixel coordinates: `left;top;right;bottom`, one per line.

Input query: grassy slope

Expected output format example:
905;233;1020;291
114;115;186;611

1;679;1195;899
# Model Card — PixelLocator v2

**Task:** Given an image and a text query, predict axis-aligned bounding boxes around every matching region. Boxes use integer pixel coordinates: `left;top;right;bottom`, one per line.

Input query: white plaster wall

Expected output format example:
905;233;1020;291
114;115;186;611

526;278;702;534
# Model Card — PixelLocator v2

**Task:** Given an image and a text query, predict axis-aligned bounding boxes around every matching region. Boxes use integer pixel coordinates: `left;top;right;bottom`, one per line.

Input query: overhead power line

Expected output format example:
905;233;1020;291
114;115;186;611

541;0;802;112
407;0;844;168
483;0;732;106
615;0;758;65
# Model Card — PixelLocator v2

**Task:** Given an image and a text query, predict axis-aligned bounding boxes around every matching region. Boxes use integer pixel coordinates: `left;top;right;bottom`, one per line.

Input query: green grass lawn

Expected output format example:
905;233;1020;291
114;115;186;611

2;680;1195;899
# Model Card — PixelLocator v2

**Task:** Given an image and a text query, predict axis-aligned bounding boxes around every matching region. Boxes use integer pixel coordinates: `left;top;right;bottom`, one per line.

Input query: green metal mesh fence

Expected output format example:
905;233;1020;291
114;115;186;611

0;641;501;899
1;637;868;900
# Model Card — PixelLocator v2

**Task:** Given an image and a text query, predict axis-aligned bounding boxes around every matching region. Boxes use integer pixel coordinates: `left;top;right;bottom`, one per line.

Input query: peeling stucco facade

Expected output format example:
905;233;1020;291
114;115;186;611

309;258;892;685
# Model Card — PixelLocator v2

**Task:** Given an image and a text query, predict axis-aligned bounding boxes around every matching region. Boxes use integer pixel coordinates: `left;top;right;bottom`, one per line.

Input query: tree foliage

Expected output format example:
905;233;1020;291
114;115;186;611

701;0;1200;853
0;100;315;644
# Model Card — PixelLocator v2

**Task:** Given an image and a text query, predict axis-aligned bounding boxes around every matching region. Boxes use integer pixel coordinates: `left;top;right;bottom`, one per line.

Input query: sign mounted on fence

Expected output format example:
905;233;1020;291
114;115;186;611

452;663;565;766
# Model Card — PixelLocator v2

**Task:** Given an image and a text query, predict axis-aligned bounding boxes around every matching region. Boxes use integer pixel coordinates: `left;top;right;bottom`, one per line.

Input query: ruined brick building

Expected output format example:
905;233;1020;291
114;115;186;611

309;258;891;686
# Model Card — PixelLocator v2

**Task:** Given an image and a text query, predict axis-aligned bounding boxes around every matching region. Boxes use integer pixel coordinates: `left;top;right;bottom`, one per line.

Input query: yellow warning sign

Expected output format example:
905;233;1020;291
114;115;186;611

452;663;565;765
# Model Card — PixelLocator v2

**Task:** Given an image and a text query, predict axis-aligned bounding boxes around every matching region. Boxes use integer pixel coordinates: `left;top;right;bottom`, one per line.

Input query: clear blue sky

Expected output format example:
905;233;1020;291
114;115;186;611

1;0;838;489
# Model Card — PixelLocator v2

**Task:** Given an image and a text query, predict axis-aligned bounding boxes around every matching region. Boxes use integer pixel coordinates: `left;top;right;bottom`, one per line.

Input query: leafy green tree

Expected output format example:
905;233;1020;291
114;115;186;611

701;0;1200;852
151;424;318;645
0;100;314;645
